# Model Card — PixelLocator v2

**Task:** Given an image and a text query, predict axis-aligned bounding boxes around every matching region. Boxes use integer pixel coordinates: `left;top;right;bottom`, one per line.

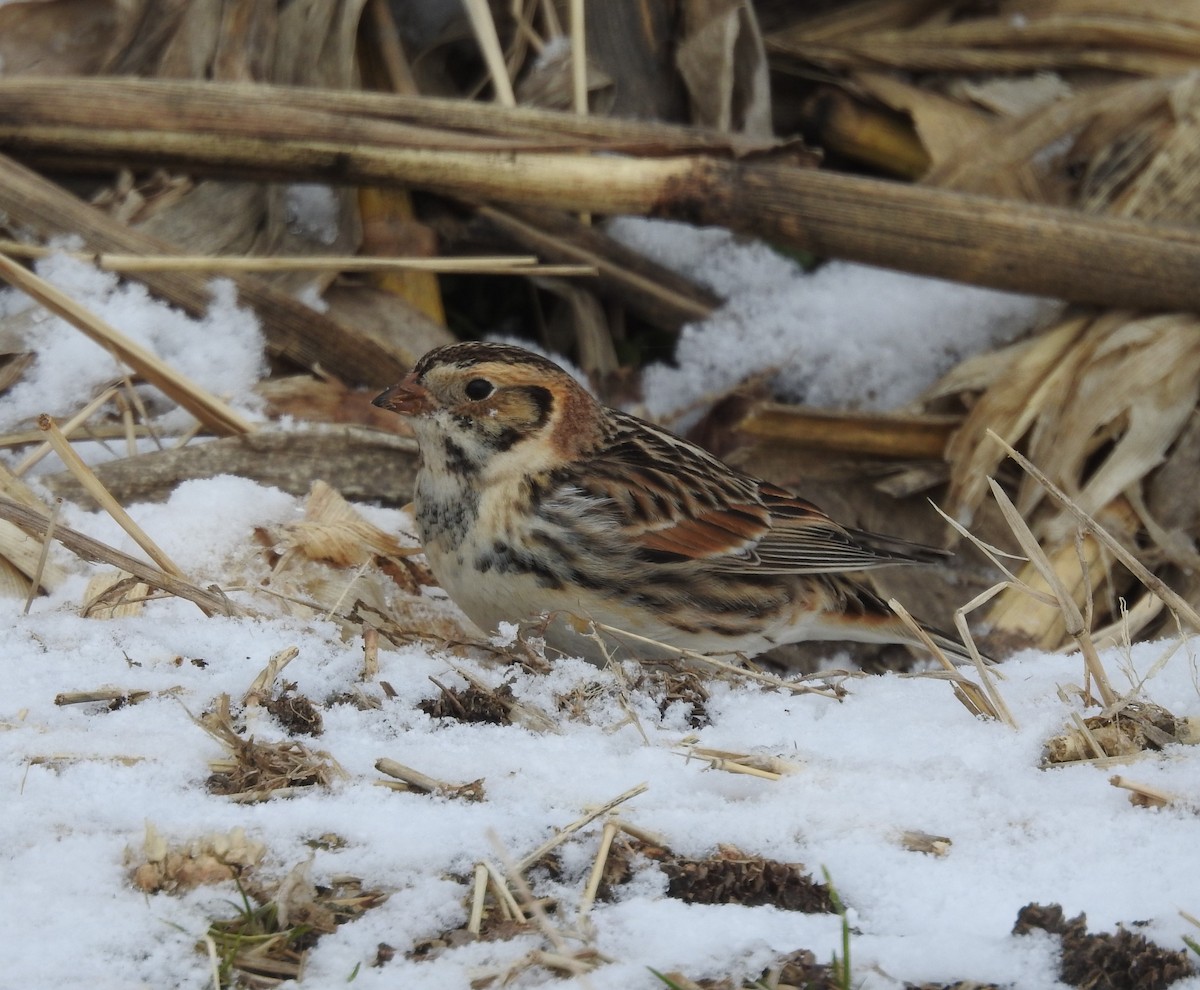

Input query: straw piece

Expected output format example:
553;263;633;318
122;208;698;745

577;820;619;922
986;475;1118;708
1109;774;1176;808
22;497;61;615
468;863;489;935
570;0;588;116
0;241;596;275
1068;712;1110;761
242;646;300;707
28;753;145;769
588;620;845;697
13;385;119;477
483;860;526;921
375;757;485;801
464;0;516;106
540;0;563;38
0;423;159;450
474;204;717;332
39;415;185;579
374;758;445;794
0;482;48;599
614;819;668;847
223;786;316;804
0;460;47;511
488;831;588;968
0;496;238;617
890;596;1007;723
738;403;959;460
679;745;799;779
361;627;379;682
0;252;254;436
531;950;601;976
989;430;1200;633
54;688;167;706
900;830;953;857
517;783;648;873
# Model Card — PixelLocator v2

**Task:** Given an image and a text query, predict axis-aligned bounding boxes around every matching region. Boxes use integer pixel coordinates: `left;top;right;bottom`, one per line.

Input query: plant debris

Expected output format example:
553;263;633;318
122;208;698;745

654;949;845;990
638;666;712;728
375;757;485;802
659;845;837;913
266;481;431;593
1044;701;1186;765
261;684;323;737
202;863;387;987
419;678;516;726
127;823;265;894
1014;903;1194;990
900;830;954;857
200;695;339;801
905;983;1003;990
3;3;1200;987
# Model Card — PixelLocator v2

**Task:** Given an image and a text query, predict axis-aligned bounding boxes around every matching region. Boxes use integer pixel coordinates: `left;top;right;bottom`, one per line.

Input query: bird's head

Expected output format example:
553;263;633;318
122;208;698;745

373;341;602;477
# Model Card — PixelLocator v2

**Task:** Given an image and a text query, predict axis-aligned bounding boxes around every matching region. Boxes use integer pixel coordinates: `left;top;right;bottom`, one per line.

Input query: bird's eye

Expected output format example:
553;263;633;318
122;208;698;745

465;378;494;401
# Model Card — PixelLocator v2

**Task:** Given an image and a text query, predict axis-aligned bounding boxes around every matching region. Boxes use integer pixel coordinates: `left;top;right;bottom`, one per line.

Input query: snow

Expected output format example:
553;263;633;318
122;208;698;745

1;231;1198;990
607;217;1057;419
3;565;1198;988
284;184;341;246
0;250;266;436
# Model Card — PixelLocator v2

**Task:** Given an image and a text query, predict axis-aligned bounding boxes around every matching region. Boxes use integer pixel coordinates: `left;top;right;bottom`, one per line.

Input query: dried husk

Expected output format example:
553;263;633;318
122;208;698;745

127;822;266;893
927;71;1200;648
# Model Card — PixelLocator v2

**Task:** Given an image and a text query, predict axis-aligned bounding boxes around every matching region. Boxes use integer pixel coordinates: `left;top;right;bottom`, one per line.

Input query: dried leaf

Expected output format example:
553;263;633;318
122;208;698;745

1025;314;1200;528
677;0;772;138
0;0;128;77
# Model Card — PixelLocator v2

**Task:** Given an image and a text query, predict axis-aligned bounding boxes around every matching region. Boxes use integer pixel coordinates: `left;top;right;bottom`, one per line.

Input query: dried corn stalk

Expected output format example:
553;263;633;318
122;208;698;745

925;72;1200;648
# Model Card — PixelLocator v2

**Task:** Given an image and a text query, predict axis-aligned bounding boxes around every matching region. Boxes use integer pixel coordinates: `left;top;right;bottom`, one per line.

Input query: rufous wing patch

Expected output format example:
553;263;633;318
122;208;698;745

756;483;839;524
635;504;769;560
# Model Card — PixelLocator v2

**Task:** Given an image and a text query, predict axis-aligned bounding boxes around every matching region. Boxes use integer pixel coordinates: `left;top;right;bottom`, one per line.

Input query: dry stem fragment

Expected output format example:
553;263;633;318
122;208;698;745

39;415;185;579
589;620;845;697
0;240;589;275
678;745;799;780
0;497;238;617
986;473;1117;707
12;384;119;477
374;757;484;801
517;782;647;873
1109;775;1176;808
0;252;254;436
992;431;1200;633
242;646;300;707
22;497;60;613
577;820;619;923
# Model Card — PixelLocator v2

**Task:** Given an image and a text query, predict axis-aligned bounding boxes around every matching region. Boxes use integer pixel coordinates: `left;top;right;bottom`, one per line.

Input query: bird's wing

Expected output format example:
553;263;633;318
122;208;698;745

728;483;950;574
574;413;947;575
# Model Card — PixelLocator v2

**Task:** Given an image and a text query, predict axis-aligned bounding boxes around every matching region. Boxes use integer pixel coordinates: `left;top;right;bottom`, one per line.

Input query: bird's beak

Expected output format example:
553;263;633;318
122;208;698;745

372;373;434;416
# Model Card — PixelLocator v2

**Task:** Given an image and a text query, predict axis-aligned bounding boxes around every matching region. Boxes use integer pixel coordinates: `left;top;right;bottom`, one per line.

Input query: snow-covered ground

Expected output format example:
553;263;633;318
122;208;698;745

1;231;1197;989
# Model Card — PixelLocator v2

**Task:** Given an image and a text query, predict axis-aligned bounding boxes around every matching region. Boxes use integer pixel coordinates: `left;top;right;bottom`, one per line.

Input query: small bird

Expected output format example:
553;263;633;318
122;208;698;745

374;341;967;666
